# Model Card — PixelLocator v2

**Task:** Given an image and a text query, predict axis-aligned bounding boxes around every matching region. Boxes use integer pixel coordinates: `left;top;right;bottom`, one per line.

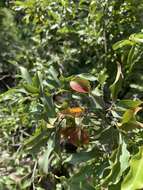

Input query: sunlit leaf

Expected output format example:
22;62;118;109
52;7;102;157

102;134;130;186
113;40;134;50
38;139;54;174
77;73;97;81
19;66;32;84
122;109;135;124
129;33;143;43
121;146;143;190
110;62;123;101
23;83;39;94
60;107;85;117
119;107;143;131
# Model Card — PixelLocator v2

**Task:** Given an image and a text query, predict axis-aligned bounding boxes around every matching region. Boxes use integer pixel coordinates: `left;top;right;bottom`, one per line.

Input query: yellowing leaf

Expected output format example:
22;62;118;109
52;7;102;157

119;107;143;131
60;107;85;117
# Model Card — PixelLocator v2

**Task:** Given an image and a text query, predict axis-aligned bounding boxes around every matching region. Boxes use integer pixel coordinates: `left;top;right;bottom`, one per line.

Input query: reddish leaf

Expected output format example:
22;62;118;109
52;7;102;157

81;129;89;145
60;127;89;146
70;77;91;93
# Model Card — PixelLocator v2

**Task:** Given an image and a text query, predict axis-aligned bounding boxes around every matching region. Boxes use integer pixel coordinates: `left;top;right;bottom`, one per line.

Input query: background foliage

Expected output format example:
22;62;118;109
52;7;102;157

0;0;143;189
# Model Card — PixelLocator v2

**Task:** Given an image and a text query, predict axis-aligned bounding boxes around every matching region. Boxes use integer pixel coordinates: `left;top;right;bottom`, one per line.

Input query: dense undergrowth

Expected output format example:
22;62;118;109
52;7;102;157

0;0;143;190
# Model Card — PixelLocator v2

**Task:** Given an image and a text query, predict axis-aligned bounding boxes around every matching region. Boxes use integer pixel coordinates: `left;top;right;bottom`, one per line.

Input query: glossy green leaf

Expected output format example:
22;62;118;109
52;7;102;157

121;146;143;190
113;40;134;50
77;73;97;81
129;33;143;43
23;83;39;94
117;99;143;109
127;46;136;67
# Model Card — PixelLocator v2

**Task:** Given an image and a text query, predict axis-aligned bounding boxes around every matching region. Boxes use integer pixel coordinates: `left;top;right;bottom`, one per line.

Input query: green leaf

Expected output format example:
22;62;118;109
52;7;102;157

108;182;121;190
32;71;43;90
119;107;143;131
121;146;143;190
122;109;135;124
23;83;39;94
68;164;95;190
40;96;56;118
24;128;49;154
89;93;105;109
119;120;143;131
110;62;123;101
127;46;136;67
98;70;108;85
19;66;32;84
102;134;130;186
49;66;60;86
64;147;100;165
117;99;143;109
38;139;54;174
113;40;134;50
77;73;97;81
129;33;143;43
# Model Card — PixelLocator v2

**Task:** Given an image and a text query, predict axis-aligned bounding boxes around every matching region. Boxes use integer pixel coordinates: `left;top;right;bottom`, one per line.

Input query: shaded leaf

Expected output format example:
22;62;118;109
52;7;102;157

119;120;143;131
60;127;89;147
49;66;60;86
68;164;95;190
24;128;49;154
64;147;100;165
32;71;43;93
